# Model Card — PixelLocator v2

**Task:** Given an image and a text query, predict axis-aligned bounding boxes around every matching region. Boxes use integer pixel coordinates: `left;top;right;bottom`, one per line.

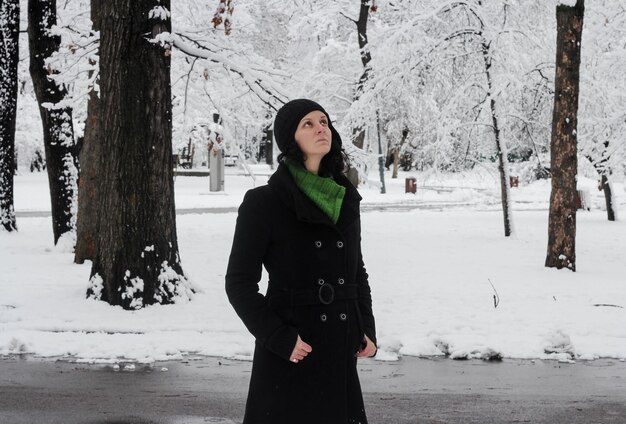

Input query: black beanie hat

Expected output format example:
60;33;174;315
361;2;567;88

273;99;342;153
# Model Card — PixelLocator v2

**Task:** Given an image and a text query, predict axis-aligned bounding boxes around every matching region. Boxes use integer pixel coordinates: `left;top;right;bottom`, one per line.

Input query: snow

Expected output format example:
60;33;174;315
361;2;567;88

1;165;625;364
122;274;145;310
149;6;171;21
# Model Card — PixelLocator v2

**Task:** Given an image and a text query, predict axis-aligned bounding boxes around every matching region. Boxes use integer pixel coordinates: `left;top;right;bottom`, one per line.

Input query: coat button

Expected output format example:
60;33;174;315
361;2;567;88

338;278;345;285
336;241;344;248
318;278;325;285
320;313;327;322
339;313;347;321
315;240;322;248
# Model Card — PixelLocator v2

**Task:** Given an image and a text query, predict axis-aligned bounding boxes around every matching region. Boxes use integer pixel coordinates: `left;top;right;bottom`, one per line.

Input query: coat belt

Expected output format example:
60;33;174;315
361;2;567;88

268;284;358;308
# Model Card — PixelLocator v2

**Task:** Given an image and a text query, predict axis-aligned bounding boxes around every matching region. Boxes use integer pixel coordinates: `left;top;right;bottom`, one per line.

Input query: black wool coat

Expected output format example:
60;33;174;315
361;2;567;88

225;163;376;424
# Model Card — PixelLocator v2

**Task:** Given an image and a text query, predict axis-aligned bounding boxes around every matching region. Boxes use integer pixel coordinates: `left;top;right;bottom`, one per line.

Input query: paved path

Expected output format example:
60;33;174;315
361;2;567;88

13;202;509;218
1;356;625;423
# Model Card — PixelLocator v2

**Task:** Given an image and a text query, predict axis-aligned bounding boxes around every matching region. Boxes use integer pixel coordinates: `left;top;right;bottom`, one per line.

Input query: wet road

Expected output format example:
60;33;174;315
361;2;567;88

1;356;625;423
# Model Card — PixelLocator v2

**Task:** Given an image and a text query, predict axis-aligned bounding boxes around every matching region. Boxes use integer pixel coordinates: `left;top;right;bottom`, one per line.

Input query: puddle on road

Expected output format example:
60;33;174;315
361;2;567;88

89;418;236;424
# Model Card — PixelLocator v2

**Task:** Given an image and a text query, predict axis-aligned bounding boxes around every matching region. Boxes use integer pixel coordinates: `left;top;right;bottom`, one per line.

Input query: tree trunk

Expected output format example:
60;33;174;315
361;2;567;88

28;0;79;244
355;0;372;95
481;41;513;237
75;0;102;263
585;141;615;223
391;128;409;179
0;0;19;232
545;0;584;271
600;174;615;222
351;0;372;150
87;0;191;309
391;150;399;179
376;110;386;194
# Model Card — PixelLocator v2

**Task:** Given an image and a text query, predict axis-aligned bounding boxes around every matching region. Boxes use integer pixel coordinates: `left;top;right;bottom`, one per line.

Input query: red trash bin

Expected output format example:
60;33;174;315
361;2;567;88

405;177;417;194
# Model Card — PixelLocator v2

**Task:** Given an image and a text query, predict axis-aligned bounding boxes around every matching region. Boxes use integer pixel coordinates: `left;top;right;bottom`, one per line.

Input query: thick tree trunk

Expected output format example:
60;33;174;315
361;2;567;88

28;0;79;244
482;41;513;237
545;0;584;271
87;0;191;309
351;0;372;150
0;0;20;232
75;1;102;263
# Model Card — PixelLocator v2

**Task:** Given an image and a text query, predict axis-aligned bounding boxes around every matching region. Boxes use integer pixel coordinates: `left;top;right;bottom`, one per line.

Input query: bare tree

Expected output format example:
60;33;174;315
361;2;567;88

0;0;19;232
28;0;79;244
342;0;374;149
440;1;515;236
478;23;513;237
86;0;192;309
545;0;585;271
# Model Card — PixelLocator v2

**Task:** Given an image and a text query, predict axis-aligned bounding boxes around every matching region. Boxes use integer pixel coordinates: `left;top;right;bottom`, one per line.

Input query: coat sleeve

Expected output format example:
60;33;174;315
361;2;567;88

356;220;377;348
225;189;299;361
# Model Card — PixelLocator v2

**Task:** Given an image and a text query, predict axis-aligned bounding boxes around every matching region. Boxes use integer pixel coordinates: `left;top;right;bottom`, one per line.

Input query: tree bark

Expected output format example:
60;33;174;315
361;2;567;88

545;0;584;271
75;0;102;263
600;174;615;222
351;0;372;150
391;128;409;179
585;141;615;222
0;0;19;232
28;0;79;244
87;0;191;309
355;0;372;95
391;150;399;179
481;41;513;237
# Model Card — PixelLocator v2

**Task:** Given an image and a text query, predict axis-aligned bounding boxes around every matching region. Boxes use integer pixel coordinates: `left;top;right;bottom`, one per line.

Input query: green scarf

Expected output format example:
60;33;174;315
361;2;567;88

285;161;346;224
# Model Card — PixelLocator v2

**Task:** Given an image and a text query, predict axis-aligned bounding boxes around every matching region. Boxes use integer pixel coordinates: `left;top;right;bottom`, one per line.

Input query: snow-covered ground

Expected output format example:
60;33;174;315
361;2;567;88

1;165;625;364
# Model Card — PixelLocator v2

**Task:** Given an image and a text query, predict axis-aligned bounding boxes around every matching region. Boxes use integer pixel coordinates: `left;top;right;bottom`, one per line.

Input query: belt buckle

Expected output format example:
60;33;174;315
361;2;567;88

318;283;335;305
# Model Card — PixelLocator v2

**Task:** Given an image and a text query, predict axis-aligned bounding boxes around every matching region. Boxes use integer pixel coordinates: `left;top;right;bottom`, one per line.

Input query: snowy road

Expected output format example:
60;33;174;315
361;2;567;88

1;356;625;424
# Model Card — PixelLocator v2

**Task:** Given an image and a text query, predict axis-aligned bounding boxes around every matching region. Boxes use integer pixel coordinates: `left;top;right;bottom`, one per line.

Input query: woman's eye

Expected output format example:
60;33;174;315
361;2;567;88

320;120;328;126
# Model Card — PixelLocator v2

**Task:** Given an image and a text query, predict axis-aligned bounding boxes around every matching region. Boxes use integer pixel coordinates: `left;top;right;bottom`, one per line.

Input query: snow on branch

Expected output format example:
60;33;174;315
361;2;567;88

153;32;288;111
149;6;171;21
444;27;483;41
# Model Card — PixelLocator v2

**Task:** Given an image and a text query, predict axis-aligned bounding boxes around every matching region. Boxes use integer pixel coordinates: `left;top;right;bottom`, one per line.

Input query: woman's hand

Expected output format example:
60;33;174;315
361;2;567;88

289;335;312;363
356;334;377;358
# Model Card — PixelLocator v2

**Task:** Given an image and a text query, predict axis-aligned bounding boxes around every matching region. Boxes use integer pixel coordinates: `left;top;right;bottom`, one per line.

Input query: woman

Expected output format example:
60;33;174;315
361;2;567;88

225;99;377;424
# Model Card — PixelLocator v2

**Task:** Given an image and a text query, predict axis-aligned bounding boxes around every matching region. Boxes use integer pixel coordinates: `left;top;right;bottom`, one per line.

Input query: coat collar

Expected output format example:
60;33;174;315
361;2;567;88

268;163;361;230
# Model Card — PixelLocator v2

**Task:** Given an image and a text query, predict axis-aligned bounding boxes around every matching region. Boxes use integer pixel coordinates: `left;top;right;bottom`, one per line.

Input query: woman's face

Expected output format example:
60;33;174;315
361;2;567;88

294;110;332;160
